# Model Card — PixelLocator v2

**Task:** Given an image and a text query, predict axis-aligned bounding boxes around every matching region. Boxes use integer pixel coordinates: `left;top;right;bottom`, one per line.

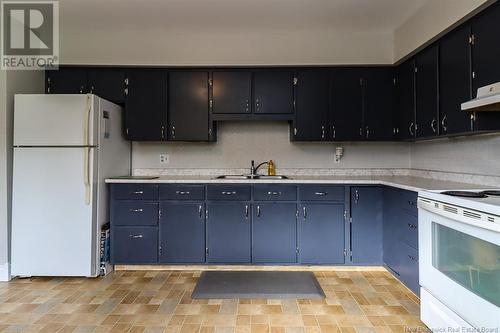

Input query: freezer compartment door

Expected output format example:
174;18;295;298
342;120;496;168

14;94;99;146
11;147;98;277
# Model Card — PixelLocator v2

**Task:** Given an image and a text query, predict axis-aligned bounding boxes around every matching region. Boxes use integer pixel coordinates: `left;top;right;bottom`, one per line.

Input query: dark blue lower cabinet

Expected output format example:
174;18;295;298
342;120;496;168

112;226;158;264
159;202;206;263
299;203;345;264
252;203;297;263
207;202;251;263
351;187;383;264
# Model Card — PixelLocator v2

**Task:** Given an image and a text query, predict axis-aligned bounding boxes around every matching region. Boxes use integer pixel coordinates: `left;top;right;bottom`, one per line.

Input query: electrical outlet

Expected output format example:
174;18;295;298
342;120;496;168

159;154;169;165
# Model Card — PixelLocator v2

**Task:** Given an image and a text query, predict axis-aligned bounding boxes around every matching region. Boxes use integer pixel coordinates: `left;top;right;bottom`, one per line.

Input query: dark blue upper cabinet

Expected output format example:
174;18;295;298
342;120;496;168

46;67;87;94
292;70;329;141
252;203;297;263
363;68;395;141
253;70;294;114
394;59;416;140
87;69;126;104
350;187;383;264
125;69;167;141
439;24;473;135
212;71;252;114
472;2;500;131
159;202;206;263
206;202;251;263
168;71;210;141
416;44;440;139
299;203;345;264
330;68;363;141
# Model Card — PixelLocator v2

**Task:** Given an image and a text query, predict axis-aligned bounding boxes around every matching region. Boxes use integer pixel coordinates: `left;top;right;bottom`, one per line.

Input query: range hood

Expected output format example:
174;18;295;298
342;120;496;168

462;82;500;111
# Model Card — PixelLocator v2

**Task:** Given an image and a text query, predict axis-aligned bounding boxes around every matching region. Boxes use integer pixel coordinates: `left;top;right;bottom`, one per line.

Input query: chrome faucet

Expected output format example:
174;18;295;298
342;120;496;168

250;160;268;176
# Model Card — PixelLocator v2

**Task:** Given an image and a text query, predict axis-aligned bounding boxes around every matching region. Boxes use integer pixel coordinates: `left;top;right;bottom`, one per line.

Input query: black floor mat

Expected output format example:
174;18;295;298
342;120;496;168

191;271;325;299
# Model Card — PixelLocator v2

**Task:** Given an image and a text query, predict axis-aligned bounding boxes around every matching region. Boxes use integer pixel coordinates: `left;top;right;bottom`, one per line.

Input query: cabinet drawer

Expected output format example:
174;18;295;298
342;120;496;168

299;185;344;201
399;242;419;294
112;226;158;264
112;201;158;226
207;185;251;201
253;185;297;201
400;213;418;249
160;185;205;200
111;184;159;200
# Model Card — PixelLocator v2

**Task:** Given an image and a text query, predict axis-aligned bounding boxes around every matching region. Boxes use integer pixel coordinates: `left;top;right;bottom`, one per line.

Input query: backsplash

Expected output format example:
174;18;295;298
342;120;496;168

132;122;411;170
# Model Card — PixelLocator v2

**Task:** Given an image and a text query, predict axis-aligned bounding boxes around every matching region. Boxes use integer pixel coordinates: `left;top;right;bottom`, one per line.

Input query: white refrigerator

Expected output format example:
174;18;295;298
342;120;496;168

11;94;131;277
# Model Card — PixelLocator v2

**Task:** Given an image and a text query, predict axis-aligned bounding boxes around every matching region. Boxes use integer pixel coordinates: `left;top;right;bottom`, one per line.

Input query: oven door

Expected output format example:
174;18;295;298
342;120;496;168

419;206;500;329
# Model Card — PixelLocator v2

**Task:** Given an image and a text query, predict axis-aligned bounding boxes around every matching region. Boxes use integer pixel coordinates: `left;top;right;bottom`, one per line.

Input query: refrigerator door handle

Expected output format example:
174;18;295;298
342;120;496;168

83;147;91;205
84;95;92;146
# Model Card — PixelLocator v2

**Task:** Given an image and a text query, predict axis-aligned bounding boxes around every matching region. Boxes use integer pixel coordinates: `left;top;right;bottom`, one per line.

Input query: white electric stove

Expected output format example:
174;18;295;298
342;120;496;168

418;189;500;330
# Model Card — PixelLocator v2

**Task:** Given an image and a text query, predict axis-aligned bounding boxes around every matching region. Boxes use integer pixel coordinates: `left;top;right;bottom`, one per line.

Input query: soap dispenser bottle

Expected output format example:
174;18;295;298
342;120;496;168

267;160;276;176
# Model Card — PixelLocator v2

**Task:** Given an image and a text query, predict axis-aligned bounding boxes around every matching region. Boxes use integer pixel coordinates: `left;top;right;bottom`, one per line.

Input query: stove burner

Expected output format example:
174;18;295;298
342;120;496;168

441;191;488;198
482;190;500;196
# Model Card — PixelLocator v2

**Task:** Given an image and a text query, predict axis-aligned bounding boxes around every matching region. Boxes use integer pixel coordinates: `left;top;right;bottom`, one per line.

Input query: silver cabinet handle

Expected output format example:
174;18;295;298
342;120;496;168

408;200;416;207
132;191;144;194
354;190;360;203
441;115;448;132
129;208;144;213
267;191;282;196
409;122;415;136
431;118;437;133
408;255;418;262
314;192;327;196
175;191;190;195
365;126;369;139
321;125;325;139
408;223;417;229
257;205;261;217
245;205;249;218
332;126;336;139
303;206;307;219
221;191;237;195
129;234;143;239
199;205;203;218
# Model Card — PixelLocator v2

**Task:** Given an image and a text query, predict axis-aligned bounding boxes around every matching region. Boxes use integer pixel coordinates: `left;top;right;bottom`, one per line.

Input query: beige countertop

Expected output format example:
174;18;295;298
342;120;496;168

105;175;487;193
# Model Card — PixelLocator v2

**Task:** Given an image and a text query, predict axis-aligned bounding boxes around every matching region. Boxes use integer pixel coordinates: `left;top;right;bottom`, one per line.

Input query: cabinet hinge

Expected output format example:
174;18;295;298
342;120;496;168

159;246;163;256
414;67;418;73
344;210;347;219
206;209;209;219
124;78;129;96
206;248;209;255
472;71;476;79
293;77;298;86
349;217;352;224
359;78;363;86
208;78;213;86
293;127;297;136
469;34;475;45
393;77;396;86
126;128;129;136
296;210;299;218
209;99;213;109
208;128;212;137
343;249;347;257
296;248;299;254
161;126;165;140
46;77;51;93
158;209;162;220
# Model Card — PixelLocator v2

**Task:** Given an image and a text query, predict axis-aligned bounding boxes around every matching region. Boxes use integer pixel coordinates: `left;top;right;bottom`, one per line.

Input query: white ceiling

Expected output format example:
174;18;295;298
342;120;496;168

59;0;428;32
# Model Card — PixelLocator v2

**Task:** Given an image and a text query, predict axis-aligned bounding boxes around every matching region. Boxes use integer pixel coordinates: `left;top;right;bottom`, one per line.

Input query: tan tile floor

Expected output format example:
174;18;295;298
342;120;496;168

0;270;427;333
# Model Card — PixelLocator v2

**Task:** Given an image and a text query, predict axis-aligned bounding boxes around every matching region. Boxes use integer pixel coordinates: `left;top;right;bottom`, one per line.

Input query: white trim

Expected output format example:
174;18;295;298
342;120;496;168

0;262;10;281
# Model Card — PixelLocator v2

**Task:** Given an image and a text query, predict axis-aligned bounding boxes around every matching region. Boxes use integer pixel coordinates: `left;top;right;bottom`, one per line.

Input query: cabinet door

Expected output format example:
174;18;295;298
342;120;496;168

46;67;87;94
168;71;209;141
439;24;473;135
206;203;251;263
212;71;252;114
416;44;440;138
293;71;329;141
350;187;383;264
331;68;363;141
472;3;500;131
363;68;395;141
253;203;297;263
125;70;166;141
395;59;416;140
159;202;206;263
299;203;345;264
253;71;294;114
87;69;126;104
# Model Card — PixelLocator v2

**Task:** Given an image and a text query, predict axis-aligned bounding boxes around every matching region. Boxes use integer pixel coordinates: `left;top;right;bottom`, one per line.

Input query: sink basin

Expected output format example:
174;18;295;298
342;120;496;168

215;175;290;180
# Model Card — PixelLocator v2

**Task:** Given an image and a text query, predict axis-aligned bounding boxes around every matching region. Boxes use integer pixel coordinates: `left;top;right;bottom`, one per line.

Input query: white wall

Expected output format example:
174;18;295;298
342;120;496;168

394;0;490;62
61;28;394;66
410;134;500;177
132;122;410;171
0;70;44;280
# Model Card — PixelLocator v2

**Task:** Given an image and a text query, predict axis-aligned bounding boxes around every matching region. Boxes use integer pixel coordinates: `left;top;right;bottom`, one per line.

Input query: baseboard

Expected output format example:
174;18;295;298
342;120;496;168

114;264;388;272
0;262;10;281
